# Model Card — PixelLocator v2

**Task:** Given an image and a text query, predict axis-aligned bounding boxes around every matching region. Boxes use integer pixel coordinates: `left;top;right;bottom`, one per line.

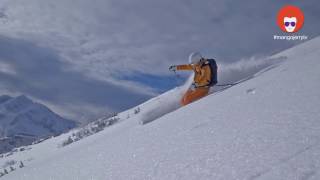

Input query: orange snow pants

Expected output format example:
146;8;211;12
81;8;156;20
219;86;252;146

181;87;210;106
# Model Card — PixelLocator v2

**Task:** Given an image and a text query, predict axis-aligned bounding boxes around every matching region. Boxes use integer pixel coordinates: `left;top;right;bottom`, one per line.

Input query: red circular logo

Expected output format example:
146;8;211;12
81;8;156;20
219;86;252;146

277;5;304;33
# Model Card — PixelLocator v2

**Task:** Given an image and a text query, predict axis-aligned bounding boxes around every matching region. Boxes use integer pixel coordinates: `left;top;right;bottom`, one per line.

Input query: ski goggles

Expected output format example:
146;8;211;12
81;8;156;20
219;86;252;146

284;22;296;27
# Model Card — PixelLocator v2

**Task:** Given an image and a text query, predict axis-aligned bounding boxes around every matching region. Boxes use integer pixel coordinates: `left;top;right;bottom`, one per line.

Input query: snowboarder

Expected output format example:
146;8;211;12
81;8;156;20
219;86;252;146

169;52;218;106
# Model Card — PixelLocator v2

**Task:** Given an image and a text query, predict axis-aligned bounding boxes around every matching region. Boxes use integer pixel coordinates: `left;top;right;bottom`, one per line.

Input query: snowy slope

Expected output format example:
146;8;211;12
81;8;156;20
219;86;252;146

1;37;320;180
0;95;76;153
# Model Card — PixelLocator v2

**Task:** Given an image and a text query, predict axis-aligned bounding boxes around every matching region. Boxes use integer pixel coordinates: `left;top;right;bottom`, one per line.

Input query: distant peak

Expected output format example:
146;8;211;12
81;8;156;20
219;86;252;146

0;95;13;104
16;94;28;99
13;95;33;103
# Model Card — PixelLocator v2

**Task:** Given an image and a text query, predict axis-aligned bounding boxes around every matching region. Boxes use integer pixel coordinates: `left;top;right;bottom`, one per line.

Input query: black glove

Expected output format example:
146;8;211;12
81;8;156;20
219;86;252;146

169;65;177;71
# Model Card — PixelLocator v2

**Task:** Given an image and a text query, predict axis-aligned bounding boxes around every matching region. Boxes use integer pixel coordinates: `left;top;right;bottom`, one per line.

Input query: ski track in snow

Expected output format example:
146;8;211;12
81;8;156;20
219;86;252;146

0;37;320;180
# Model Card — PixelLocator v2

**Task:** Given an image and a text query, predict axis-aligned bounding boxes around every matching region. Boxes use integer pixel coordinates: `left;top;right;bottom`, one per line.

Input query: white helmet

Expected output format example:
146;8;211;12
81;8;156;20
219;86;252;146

188;52;203;64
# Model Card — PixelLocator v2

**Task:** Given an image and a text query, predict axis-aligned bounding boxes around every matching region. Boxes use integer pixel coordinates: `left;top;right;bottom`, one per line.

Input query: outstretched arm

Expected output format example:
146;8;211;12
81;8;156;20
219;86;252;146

169;64;194;72
176;64;193;70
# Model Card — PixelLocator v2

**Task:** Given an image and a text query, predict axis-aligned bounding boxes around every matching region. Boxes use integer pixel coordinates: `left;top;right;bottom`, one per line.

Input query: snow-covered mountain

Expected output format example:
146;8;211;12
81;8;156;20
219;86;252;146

0;95;76;154
1;37;320;179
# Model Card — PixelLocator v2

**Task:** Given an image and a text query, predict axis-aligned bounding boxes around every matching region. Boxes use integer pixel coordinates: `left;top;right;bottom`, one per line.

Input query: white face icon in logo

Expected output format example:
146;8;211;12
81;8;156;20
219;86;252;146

284;17;297;32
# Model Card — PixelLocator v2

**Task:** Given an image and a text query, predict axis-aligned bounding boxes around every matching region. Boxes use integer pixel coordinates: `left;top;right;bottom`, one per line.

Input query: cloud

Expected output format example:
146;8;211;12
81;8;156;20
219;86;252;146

1;0;319;77
0;61;16;75
0;36;152;122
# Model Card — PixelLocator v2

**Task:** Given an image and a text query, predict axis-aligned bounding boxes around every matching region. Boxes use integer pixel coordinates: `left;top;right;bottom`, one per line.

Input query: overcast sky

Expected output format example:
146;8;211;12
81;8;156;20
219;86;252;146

0;0;319;122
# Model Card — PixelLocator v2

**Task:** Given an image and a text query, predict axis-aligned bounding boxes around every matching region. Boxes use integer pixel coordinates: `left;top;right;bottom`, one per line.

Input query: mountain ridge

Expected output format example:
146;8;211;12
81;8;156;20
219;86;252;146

0;94;76;154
